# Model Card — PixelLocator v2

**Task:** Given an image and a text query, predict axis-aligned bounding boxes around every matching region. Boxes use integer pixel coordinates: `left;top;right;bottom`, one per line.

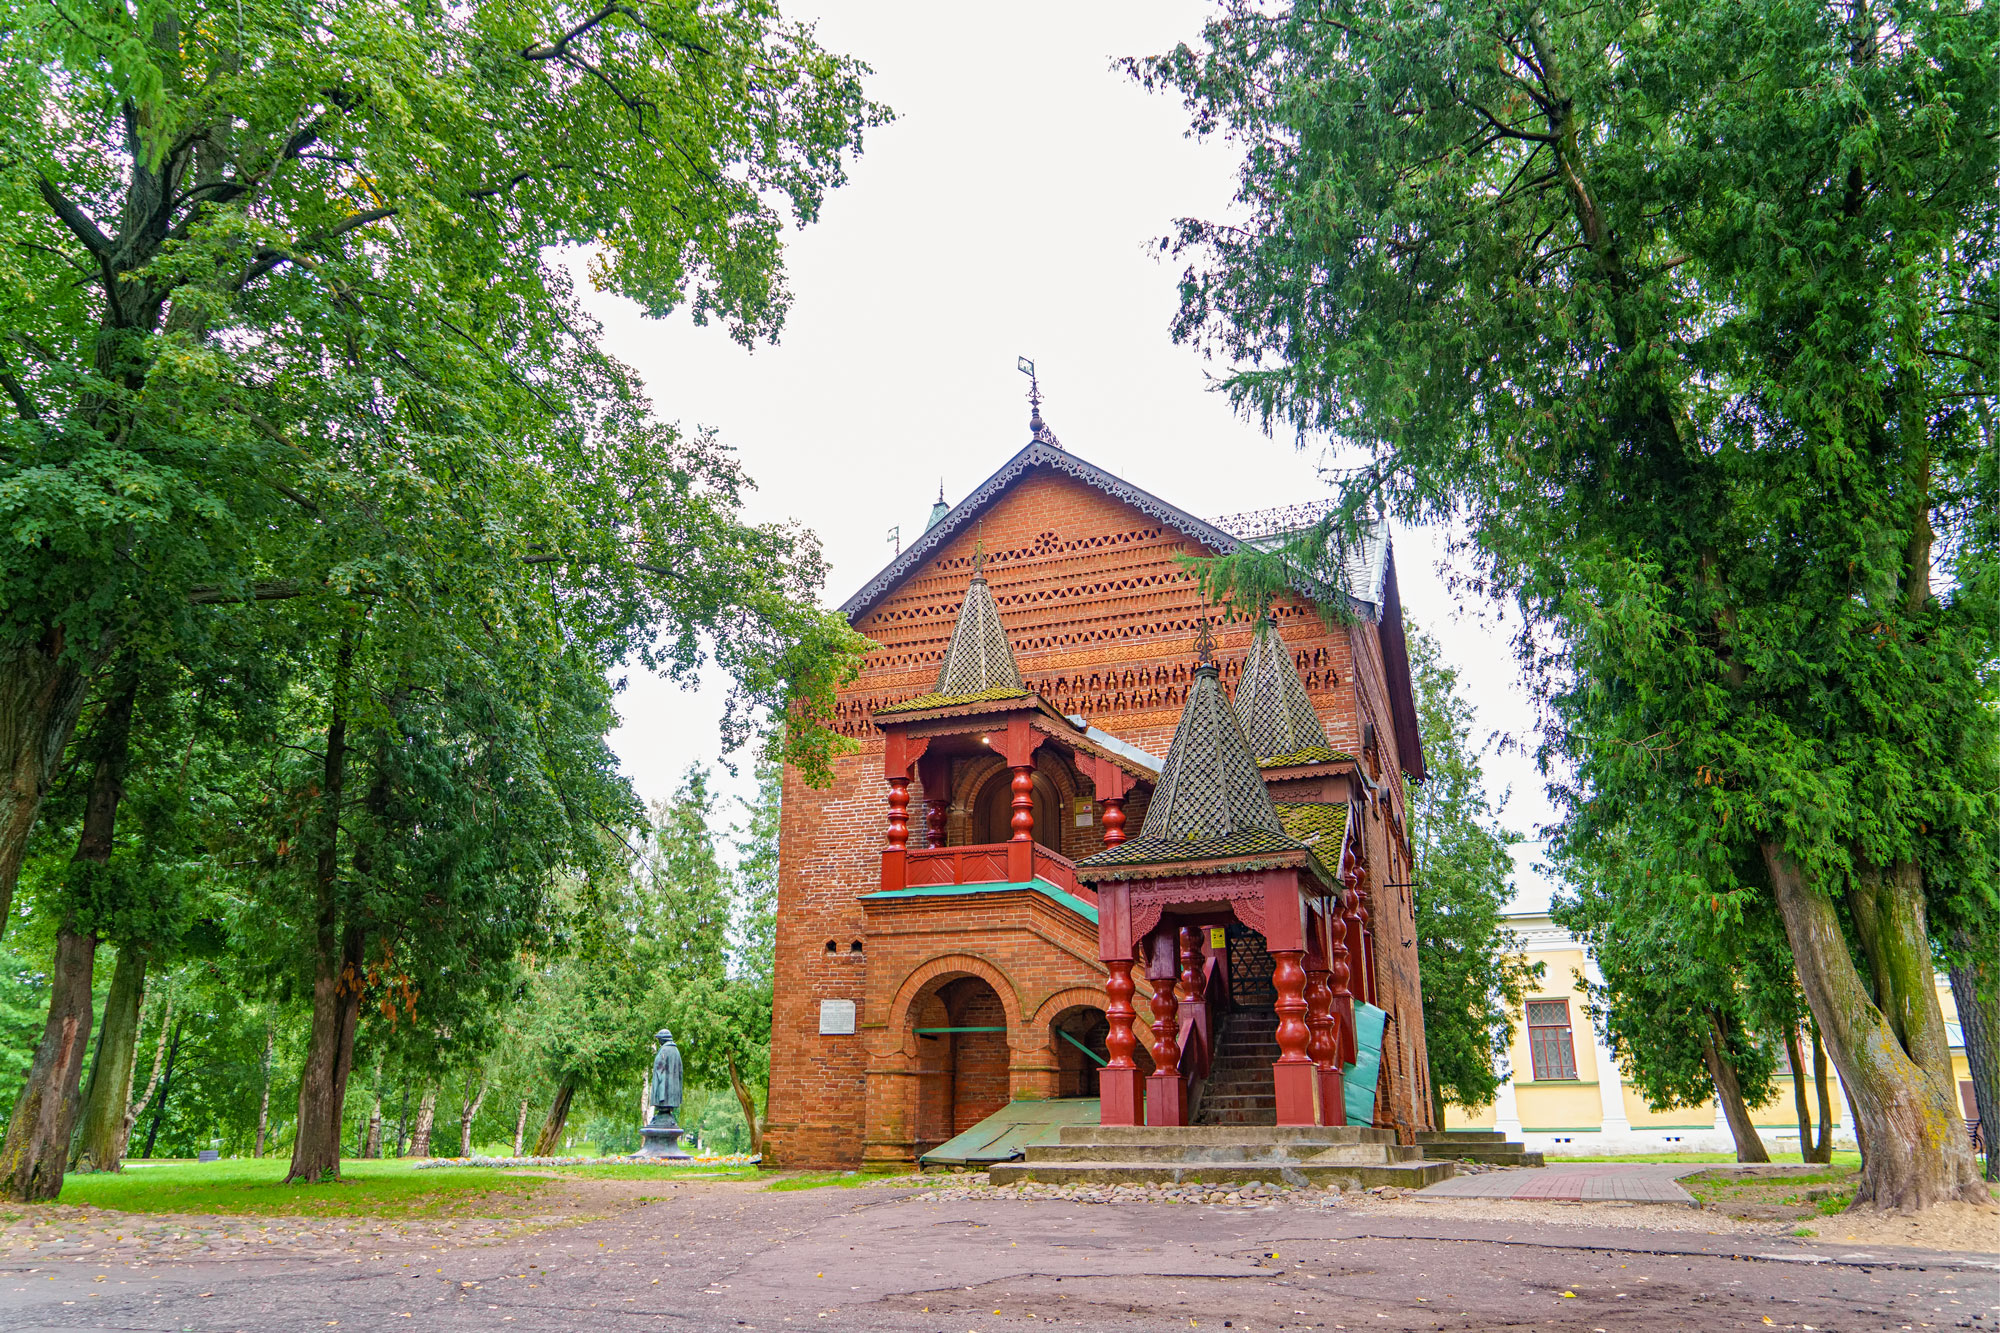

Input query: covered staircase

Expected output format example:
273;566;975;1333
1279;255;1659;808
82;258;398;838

1192;1009;1279;1126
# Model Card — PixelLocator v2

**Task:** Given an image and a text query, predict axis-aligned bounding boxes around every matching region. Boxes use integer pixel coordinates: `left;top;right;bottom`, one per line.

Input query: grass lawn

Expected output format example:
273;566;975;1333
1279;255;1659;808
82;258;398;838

52;1158;756;1220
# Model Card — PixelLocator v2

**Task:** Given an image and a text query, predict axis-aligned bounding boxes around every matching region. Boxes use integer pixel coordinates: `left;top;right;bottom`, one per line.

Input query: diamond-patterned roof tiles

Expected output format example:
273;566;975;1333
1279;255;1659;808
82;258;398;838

1235;617;1336;768
931;566;1023;699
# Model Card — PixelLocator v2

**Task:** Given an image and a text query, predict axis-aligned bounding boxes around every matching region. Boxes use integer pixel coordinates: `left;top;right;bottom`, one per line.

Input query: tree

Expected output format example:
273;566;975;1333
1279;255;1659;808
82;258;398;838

0;0;886;933
1552;838;1782;1162
1403;627;1540;1122
1136;0;1997;1210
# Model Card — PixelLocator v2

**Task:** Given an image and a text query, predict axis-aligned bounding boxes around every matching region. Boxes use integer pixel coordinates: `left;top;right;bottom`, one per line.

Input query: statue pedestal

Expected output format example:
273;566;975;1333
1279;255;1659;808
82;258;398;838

638;1115;691;1160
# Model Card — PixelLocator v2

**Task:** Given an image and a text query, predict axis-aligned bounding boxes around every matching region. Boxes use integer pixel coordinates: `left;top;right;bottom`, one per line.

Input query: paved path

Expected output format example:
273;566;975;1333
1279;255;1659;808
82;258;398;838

2;1181;1991;1333
1417;1162;1708;1204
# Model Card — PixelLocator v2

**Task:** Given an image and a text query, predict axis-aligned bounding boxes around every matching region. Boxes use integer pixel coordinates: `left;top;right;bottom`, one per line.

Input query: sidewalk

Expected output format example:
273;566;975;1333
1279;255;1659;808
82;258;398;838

1414;1161;1709;1204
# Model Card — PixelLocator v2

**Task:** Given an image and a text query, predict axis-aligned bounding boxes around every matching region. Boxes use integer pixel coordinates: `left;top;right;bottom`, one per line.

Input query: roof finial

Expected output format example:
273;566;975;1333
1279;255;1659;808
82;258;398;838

1017;355;1063;450
972;523;986;580
1194;615;1216;669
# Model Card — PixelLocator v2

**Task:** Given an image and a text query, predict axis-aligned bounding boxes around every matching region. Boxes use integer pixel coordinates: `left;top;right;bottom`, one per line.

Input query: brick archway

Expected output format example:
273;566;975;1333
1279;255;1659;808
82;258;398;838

882;953;1024;1058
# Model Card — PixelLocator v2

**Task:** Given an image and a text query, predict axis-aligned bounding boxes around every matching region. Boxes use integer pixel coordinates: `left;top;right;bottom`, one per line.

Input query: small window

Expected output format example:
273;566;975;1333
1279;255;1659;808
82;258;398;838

849;940;864;955
1526;999;1579;1081
824;939;838;954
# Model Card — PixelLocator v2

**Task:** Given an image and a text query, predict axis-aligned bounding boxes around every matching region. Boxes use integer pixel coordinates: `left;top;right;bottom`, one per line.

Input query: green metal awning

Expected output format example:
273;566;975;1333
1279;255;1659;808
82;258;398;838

918;1099;1101;1168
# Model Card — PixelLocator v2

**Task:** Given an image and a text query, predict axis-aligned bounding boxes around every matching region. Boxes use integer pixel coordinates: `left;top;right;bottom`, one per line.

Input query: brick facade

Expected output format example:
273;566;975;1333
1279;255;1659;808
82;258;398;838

765;448;1433;1168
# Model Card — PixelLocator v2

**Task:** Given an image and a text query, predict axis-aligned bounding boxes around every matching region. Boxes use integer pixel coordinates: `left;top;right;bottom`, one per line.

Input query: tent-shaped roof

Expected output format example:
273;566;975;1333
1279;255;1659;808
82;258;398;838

1235;617;1341;768
876;559;1028;716
1078;657;1328;880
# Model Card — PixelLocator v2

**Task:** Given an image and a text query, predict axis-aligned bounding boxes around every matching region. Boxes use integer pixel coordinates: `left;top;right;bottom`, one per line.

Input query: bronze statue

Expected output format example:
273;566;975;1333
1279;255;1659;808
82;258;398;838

639;1028;691;1159
649;1028;683;1125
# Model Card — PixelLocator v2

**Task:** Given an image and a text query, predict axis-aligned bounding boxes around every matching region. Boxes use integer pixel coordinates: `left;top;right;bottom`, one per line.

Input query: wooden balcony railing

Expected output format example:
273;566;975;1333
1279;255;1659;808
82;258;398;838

889;840;1093;907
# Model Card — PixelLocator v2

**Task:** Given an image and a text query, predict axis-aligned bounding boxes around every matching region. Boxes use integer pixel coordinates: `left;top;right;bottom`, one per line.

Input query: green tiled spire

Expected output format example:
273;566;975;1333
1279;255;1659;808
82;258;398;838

1138;657;1285;845
932;553;1023;697
1234;616;1337;767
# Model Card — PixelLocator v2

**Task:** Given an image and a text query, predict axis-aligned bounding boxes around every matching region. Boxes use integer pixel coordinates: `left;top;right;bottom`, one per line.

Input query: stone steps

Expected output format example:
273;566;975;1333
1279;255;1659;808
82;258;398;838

1414;1130;1544;1167
1028;1141;1429;1165
1058;1125;1399;1146
987;1159;1454;1189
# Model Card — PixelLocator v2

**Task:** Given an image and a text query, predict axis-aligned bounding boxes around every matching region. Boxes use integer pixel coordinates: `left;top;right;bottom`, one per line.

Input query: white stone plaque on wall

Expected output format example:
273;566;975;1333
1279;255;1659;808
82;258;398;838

818;999;856;1035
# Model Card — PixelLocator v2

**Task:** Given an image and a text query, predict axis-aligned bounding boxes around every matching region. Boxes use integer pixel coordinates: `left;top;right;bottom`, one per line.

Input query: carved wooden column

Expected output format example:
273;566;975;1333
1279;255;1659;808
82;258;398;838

886;776;911;853
1144;928;1186;1126
1100;795;1128;845
1269;947;1316;1125
1327;890;1357;1066
1101;954;1143;1125
1356;888;1377;1007
1344;884;1371;1007
1304;921;1344;1126
924;798;947;849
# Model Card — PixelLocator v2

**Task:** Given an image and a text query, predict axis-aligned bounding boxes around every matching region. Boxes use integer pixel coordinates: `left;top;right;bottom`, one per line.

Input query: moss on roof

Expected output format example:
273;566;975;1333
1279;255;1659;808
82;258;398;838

874;686;1032;716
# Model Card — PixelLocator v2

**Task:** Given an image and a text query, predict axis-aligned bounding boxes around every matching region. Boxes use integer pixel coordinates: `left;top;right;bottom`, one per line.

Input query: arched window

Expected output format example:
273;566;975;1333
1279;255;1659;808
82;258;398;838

972;768;1061;848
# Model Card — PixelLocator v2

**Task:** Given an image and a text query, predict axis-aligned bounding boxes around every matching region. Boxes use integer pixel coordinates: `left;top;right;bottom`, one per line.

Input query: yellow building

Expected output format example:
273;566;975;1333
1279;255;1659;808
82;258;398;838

1443;912;1980;1154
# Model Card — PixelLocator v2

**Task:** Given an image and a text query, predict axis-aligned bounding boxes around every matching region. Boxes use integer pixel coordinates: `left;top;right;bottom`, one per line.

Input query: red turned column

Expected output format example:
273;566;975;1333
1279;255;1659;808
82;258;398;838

882;775;911;890
1270;947;1317;1125
1006;761;1035;881
1356;889;1378;1006
1327;891;1357;1066
1144;929;1186;1126
924;799;947;849
1305;943;1344;1127
1100;795;1127;846
1100;956;1143;1125
1344;885;1371;1007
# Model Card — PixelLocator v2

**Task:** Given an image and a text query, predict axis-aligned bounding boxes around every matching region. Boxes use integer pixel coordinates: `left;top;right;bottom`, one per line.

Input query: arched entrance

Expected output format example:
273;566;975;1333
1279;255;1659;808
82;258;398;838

910;975;1011;1154
971;766;1061;847
1050;1006;1109;1099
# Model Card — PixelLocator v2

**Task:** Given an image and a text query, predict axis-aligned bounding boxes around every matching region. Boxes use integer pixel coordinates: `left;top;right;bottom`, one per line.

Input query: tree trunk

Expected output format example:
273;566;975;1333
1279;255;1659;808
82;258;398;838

459;1077;489;1158
1699;1009;1770;1163
531;1082;576;1157
0;639;97;938
0;931;100;1199
1783;1022;1813;1165
725;1054;764;1157
363;1059;384;1159
285;646;362;1185
0;671;136;1200
1948;927;1999;1183
141;1019;182;1158
513;1097;530;1157
410;1084;438;1157
126;987;175;1149
253;1020;275;1159
71;944;148;1172
1809;1019;1834;1164
1764;845;1985;1209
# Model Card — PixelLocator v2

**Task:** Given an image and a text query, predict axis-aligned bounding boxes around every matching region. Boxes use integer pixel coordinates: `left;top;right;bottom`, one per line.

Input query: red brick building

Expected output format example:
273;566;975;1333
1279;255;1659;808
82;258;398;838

765;419;1433;1168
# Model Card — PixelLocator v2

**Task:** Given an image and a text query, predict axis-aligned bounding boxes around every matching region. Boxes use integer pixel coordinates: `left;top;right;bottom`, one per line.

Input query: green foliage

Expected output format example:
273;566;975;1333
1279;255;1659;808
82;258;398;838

1405;626;1540;1114
1136;0;1998;1195
0;947;47;1111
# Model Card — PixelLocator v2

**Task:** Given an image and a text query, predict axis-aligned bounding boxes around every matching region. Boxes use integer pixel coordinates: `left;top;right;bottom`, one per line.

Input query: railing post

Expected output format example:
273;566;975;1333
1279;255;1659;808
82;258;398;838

1101;956;1143;1125
1270;947;1316;1126
1305;932;1343;1126
1145;928;1186;1126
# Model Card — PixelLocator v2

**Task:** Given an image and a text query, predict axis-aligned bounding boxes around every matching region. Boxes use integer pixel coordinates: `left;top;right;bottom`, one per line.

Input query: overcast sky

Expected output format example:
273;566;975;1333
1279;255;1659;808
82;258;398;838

585;1;1560;911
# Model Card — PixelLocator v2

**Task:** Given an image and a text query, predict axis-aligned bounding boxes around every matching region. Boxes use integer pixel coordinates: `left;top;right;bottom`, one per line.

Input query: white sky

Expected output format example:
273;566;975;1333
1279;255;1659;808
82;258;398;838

588;1;1559;911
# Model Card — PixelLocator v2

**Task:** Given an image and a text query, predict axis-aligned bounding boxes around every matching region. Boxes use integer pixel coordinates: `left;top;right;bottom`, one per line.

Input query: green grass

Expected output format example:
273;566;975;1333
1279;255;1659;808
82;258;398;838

53;1157;756;1219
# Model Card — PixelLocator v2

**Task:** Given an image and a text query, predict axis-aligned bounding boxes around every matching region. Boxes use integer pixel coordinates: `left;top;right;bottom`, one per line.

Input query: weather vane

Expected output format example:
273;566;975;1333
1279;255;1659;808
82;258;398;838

1017;355;1041;412
1194;616;1216;667
887;524;900;556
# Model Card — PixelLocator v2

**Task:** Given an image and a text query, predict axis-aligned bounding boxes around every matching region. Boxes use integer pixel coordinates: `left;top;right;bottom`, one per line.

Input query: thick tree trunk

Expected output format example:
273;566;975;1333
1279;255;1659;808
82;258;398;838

71;944;148;1172
1947;927;1999;1183
513;1097;530;1157
410;1084;438;1158
0;639;97;937
459;1078;489;1158
725;1054;764;1157
1809;1019;1834;1164
253;1020;275;1158
1783;1022;1813;1165
140;1019;182;1158
1699;1010;1770;1163
1;672;136;1199
1764;845;1985;1209
286;648;363;1185
531;1082;576;1156
0;930;100;1199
